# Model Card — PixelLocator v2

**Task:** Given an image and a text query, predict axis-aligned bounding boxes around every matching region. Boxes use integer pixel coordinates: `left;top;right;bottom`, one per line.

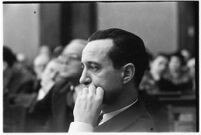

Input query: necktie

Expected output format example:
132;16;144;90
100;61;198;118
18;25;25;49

97;112;104;126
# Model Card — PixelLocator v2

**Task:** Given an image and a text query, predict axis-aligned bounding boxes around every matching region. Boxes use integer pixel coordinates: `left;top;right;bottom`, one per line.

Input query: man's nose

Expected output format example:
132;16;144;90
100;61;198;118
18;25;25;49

79;68;91;85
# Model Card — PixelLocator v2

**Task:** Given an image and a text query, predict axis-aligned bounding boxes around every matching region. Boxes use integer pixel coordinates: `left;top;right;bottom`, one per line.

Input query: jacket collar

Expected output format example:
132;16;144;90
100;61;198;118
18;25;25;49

94;100;147;132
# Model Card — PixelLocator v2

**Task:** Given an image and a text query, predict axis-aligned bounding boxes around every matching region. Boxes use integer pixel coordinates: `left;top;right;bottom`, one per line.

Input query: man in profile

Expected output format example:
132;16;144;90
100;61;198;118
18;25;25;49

69;28;155;132
26;39;87;132
51;39;87;131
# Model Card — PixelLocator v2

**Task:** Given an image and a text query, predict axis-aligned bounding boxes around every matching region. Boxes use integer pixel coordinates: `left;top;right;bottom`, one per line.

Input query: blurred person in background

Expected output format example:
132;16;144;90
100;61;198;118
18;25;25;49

33;54;50;80
3;46;35;132
180;48;191;64
26;39;87;132
140;53;169;94
3;46;34;96
163;52;193;92
50;39;87;132
31;46;52;95
139;53;170;131
16;53;27;66
37;59;60;101
187;57;195;91
26;59;60;132
38;45;51;57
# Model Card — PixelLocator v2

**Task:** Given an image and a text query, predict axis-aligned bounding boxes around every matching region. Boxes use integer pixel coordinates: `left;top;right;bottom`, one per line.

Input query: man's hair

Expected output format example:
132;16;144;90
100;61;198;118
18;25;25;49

152;53;169;61
3;46;17;67
88;28;148;87
171;51;185;65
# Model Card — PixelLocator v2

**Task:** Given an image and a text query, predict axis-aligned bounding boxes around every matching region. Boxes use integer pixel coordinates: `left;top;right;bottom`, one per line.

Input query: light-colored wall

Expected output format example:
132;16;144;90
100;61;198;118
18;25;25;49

97;2;178;54
3;2;179;63
3;4;40;63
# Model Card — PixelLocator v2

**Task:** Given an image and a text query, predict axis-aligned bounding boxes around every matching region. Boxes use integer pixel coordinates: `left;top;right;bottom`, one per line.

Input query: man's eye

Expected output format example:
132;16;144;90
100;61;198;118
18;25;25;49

89;65;99;72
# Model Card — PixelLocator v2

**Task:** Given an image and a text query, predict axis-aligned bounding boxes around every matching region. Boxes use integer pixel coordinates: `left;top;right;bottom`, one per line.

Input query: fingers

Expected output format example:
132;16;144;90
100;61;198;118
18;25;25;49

82;87;88;96
73;85;104;126
88;84;96;96
96;87;104;100
81;84;104;99
75;84;104;105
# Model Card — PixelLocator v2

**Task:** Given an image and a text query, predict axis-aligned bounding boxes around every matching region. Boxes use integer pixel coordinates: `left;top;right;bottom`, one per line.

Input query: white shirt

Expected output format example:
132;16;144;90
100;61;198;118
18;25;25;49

68;98;138;132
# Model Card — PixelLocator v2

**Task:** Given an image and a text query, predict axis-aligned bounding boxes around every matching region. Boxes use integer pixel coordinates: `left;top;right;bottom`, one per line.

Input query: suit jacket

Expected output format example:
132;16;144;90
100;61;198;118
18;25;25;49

94;99;155;132
51;80;74;132
26;89;53;132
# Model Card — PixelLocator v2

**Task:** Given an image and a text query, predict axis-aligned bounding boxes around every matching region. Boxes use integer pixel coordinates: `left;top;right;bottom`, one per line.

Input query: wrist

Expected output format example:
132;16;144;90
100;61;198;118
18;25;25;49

68;121;94;132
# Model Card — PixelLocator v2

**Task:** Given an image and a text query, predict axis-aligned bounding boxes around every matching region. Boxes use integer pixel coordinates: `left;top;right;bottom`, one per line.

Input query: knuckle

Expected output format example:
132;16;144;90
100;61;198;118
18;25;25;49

87;94;93;100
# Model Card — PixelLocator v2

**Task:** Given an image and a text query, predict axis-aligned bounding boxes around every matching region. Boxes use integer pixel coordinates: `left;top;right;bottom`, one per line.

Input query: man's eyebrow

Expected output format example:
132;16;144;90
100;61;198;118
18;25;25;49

86;61;99;65
82;61;99;66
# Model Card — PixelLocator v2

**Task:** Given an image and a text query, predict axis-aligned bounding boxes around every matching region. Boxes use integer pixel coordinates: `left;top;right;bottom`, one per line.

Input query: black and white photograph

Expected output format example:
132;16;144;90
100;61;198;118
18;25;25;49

2;0;199;133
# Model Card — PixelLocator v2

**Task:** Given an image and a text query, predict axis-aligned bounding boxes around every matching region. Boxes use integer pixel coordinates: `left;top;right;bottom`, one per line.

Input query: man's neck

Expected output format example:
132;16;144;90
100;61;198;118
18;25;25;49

102;83;138;113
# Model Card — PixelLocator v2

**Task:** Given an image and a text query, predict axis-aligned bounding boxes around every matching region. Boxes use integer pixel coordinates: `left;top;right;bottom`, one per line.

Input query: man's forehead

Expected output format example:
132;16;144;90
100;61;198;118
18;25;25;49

81;39;114;63
83;39;113;55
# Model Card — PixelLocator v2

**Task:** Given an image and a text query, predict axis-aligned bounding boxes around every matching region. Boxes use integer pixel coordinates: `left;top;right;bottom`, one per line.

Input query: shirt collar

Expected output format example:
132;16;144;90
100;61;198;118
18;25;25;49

99;98;138;125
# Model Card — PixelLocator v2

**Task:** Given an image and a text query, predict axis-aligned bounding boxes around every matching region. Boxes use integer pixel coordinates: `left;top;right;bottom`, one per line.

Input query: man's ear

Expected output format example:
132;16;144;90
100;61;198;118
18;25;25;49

121;63;135;84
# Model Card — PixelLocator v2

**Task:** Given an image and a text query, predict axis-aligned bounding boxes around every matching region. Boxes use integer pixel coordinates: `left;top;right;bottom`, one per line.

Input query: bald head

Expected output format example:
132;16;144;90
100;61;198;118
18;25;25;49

62;39;87;57
57;39;87;81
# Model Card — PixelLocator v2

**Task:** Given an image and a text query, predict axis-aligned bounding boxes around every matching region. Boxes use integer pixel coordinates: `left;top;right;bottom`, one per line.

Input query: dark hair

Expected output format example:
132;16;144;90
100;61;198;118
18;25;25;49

153;53;169;61
88;28;148;87
171;51;185;65
3;46;17;67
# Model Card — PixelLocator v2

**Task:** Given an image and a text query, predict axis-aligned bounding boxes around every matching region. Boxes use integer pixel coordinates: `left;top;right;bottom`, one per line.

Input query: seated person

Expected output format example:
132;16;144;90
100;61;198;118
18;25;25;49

33;54;50;80
69;28;155;132
162;52;193;92
38;45;51;58
26;39;87;132
180;48;191;64
26;59;60;132
3;46;35;97
187;57;195;91
139;53;169;94
32;54;51;93
50;39;87;132
3;46;35;132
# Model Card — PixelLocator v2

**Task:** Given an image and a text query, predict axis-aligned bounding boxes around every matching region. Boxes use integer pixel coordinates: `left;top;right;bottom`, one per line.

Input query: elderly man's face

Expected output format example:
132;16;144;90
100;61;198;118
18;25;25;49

80;39;123;105
57;42;85;80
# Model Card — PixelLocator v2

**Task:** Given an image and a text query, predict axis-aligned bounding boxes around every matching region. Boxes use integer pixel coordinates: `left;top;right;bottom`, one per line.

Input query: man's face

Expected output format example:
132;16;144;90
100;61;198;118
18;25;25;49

169;56;181;72
151;56;168;75
34;55;50;79
41;60;59;86
57;42;85;80
80;39;123;105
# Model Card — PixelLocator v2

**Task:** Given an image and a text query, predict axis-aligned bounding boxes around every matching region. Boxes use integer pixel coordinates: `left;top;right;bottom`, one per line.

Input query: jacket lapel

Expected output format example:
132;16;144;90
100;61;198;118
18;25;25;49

94;101;147;132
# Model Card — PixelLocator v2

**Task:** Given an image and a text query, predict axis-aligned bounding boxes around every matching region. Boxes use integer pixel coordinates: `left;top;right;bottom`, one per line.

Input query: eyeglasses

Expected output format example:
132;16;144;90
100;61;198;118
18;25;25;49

57;54;81;64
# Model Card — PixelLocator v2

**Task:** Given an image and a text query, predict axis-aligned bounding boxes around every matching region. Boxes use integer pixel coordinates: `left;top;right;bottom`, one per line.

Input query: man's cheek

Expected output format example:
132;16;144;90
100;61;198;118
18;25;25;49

102;92;107;104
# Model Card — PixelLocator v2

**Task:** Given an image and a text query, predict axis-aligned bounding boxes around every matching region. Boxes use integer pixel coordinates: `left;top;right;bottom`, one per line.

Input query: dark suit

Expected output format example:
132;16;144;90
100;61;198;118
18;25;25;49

51;80;74;132
26;79;74;132
94;99;155;132
25;89;53;132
